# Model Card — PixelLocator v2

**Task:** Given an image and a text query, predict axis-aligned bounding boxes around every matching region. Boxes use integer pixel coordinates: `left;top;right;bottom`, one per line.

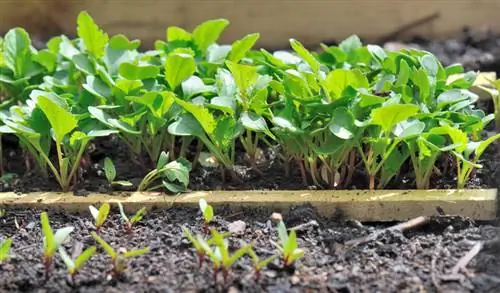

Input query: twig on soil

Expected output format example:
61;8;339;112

451;241;483;275
289;220;319;232
344;216;428;248
378;12;441;43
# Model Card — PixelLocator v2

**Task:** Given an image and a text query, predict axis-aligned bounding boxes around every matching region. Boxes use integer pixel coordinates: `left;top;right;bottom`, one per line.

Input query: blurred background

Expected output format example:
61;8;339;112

3;0;500;72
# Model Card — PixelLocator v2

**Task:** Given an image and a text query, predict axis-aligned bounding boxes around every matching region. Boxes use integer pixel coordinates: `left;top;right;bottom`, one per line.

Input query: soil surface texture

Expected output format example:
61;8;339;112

0;206;499;293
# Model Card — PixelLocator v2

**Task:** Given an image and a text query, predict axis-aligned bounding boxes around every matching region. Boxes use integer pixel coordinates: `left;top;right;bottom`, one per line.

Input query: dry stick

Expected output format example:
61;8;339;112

378;12;441;44
345;216;428;248
451;241;483;275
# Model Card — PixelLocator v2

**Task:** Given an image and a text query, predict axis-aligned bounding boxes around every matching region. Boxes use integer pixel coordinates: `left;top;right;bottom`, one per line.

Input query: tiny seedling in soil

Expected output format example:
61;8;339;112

89;203;110;232
203;229;252;283
91;232;149;277
182;226;210;269
199;198;214;233
59;243;96;284
103;157;133;187
272;221;304;268
0;238;12;261
248;248;278;280
40;212;74;279
117;202;147;234
136;151;191;192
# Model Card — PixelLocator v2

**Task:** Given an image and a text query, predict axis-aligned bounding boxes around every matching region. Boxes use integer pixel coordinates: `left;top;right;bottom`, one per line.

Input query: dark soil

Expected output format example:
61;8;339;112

0;206;499;293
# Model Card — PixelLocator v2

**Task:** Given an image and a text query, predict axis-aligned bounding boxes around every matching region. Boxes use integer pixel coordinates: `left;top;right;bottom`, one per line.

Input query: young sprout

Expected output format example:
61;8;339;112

117;202;147;234
204;229;251;283
182;226;209;269
89;203;110;232
0;238;12;261
40;212;74;279
248;248;278;280
103;157;132;187
59;244;96;284
91;232;149;276
272;221;304;267
199;198;214;233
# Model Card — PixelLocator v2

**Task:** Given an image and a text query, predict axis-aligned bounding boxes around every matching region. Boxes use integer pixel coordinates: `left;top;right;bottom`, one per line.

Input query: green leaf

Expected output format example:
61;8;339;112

77;11;109;58
119;62;159;80
91;232;116;259
72;54;95;75
395;59;410;87
167;114;205;137
207;44;231;64
89;205;99;220
96;203;110;228
174;99;216;135
228;33;260;63
371;104;420;134
41;212;55;256
53;226;74;250
430;125;468;153
157;151;169;169
182;76;214;98
83;75;110;99
58;247;75;271
0;238;12;261
325;69;369;99
112;180;133;187
329;107;356;139
4;28;32;78
129;207;147;224
393;120;425;139
239;111;275;138
167;26;191;42
123;247;150;258
339;35;362;54
277;221;288;245
199;198;209;213
289;39;320;73
192;19;229;53
445;64;464;76
33;50;57;72
164;159;191;187
412;68;431;105
225;61;258;94
74;246;96;269
109;34;140;50
476;133;500;157
103;157;116;182
165;53;196;89
36;95;77;143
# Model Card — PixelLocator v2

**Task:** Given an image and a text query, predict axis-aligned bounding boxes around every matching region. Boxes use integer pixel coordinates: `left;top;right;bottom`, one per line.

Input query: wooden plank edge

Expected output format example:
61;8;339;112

0;189;496;222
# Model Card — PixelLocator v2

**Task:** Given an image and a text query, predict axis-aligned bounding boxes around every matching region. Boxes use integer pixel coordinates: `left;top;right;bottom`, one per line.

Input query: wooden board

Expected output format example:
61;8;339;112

0;189;496;222
1;1;500;48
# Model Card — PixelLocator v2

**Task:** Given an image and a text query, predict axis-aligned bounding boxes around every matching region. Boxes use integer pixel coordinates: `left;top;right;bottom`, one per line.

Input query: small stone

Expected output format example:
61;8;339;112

228;220;246;235
227;286;239;293
291;275;300;285
254;229;264;236
265;270;278;278
270;212;282;221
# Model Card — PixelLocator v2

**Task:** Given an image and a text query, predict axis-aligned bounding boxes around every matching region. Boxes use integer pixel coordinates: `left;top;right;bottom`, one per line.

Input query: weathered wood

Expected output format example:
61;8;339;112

1;1;500;48
0;189;496;221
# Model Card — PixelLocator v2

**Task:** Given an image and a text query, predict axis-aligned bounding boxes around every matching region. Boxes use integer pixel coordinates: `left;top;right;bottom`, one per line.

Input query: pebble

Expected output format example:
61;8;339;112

291;275;300;285
227;286;239;293
270;212;282;221
228;220;246;235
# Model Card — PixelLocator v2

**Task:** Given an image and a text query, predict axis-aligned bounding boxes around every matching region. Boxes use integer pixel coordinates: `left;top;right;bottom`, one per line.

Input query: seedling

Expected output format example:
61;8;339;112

0;238;12;261
136;152;191;193
91;232;149;277
203;229;251;283
248;248;277;280
272;221;304;267
88;203;110;232
59;244;96;284
199;198;214;233
103;157;132;187
40;212;74;279
182;226;210;269
117;202;147;234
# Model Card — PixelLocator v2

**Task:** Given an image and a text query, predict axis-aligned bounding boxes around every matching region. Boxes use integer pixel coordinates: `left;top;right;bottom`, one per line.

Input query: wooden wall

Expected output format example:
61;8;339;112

1;0;500;48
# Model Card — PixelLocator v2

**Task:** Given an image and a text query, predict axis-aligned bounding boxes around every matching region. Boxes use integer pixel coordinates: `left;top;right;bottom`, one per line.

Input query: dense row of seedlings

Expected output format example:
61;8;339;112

0;11;498;192
0;199;304;285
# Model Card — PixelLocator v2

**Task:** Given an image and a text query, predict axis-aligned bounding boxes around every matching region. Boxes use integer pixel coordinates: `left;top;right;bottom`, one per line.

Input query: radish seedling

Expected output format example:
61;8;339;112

199;198;214;233
182;226;211;269
40;212;74;279
103;157;132;187
248;248;277;280
0;238;12;261
88;203;110;232
117;202;146;234
204;229;251;283
273;221;304;267
59;244;96;284
91;232;149;276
